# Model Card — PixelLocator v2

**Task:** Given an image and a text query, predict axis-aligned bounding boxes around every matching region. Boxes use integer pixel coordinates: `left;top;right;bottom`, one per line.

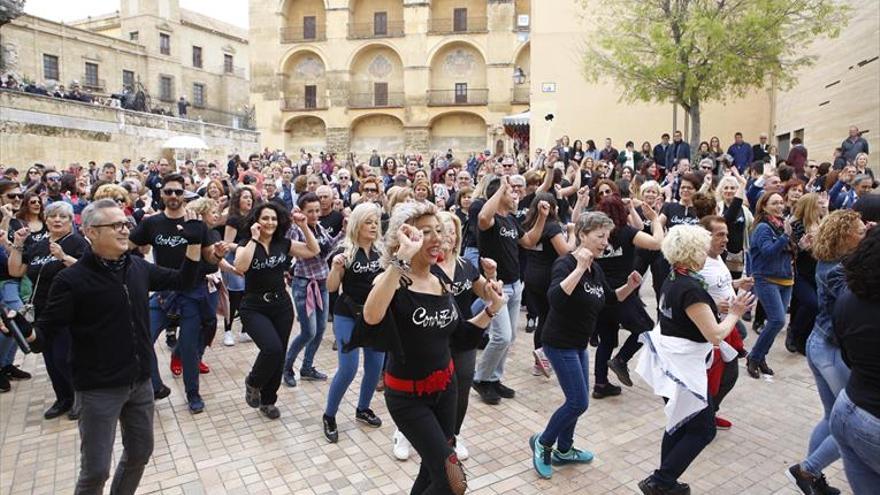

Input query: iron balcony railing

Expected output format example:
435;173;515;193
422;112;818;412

281;96;327;111
81;78;106;92
280;24;327;43
512;85;529;103
348;91;405;108
427;88;488;106
428;16;488;35
348;20;405;39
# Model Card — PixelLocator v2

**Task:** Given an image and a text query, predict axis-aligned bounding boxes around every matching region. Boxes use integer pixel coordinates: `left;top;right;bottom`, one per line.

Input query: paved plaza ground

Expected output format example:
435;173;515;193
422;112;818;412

0;283;851;495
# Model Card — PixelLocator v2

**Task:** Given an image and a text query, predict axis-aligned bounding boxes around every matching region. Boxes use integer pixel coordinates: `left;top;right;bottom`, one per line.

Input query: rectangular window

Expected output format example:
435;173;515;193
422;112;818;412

193;83;205;107
159;33;171;55
304;85;317;108
303;16;316;39
160;75;173;101
455;82;468;104
453;8;468;32
224;54;234;73
129;31;139;41
374;11;388;36
374;82;388;106
192;46;202;68
122;70;135;89
84;62;99;87
43;54;59;81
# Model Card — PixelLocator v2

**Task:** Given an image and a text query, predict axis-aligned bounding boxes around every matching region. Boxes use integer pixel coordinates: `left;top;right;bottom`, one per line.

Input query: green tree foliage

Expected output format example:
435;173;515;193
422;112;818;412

582;0;848;153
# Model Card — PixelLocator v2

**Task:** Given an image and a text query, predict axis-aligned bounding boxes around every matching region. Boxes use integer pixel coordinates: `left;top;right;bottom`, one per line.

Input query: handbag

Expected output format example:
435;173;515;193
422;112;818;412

20;266;41;323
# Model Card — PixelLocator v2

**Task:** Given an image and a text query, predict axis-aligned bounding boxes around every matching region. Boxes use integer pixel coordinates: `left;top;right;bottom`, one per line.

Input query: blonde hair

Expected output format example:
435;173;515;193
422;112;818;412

812;209;863;262
383;202;438;266
437;210;463;255
714;176;741;204
639;180;661;199
472;173;498;200
186;197;219;217
661;225;711;270
340;202;384;267
791;193;822;231
93;184;130;206
386;186;413;214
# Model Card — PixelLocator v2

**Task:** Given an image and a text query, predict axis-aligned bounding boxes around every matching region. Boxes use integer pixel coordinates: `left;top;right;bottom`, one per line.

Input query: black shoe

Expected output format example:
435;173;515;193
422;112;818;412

259;404;280;419
0;373;10;393
785;329;797;353
153;384;171;400
608;357;633;387
355;408;382;427
758;361;775;376
494;381;516;399
752;322;764;334
592;383;622;399
299;367;328;381
323;414;338;443
165;328;178;349
810;473;841;495
525;317;537;334
473;381;501;405
67;405;81;421
245;380;261;408
638;477;690;495
2;365;31;380
589;333;599;347
742;311;752;322
746;358;761;379
44;399;73;420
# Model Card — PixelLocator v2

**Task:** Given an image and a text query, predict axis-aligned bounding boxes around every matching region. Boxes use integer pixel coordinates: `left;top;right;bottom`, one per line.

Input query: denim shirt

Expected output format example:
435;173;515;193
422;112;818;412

813;260;846;342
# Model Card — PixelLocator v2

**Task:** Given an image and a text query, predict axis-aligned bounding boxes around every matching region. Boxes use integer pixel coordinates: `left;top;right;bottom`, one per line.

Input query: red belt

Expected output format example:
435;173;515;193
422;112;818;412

384;360;455;395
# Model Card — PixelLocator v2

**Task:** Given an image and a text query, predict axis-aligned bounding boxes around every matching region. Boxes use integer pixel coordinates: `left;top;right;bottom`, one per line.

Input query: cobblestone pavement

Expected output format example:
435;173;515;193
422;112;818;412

0;284;852;495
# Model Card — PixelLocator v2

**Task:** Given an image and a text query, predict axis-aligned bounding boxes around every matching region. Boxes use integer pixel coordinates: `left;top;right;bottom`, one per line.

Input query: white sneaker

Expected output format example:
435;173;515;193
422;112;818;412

392;429;411;461
239;332;253;343
454;436;469;461
533;348;551;378
223;331;235;346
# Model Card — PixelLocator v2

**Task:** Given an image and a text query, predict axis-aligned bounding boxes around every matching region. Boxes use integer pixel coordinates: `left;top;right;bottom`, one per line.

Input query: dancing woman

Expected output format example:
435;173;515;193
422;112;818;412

235;202;317;419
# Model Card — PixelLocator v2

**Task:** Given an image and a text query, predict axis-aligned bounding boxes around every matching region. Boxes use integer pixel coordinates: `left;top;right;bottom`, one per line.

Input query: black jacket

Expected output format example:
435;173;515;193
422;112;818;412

34;248;199;391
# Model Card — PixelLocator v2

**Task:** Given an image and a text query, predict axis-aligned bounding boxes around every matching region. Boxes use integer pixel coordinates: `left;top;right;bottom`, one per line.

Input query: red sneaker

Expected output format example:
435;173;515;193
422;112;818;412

170;355;182;376
715;416;732;430
198;361;210;374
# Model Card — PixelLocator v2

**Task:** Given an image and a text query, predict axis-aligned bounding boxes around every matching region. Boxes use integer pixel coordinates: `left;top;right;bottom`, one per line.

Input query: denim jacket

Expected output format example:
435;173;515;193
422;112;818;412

812;261;846;342
748;221;793;280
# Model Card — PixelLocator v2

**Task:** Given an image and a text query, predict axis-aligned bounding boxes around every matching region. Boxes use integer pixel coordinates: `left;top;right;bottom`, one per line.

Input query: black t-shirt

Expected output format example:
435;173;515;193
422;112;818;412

320;210;345;238
225;215;249;244
722;197;746;253
658;274;717;343
833;289;880;418
129;212;209;270
524;221;564;286
334;247;382;317
23;233;89;311
8;218;49;245
387;285;462;380
515;194;532;225
432;258;480;320
200;228;222;275
661;202;699;229
478;213;523;284
240;238;293;294
541;254;612;348
463;198;485;249
596;224;639;287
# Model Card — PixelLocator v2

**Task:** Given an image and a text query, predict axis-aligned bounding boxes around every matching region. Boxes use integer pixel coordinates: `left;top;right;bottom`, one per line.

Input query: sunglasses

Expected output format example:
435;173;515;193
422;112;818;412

46;176;62;182
701;166;713;171
363;188;378;193
92;220;135;232
28;171;40;175
162;189;185;196
5;193;23;199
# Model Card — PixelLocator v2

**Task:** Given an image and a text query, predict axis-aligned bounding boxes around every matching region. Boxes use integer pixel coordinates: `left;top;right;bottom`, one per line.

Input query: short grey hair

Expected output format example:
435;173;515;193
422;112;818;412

853;174;872;186
575;211;614;246
44;201;74;219
81;199;120;228
699;158;715;170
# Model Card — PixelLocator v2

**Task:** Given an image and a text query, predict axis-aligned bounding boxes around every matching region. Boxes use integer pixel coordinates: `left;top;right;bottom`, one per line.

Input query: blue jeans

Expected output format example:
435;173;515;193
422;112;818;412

462;247;479;269
830;390;880;494
802;331;850;475
0;280;24;367
474;280;523;383
540;345;590;453
748;279;792;362
324;314;385;417
285;277;329;374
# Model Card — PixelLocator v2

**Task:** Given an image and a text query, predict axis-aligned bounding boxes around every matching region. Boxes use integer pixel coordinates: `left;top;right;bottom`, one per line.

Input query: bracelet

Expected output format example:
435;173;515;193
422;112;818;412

389;256;412;273
484;306;496;319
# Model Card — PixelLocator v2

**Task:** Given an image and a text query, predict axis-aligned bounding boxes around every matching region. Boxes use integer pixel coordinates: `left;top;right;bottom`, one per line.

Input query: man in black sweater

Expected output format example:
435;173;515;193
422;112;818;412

20;199;206;495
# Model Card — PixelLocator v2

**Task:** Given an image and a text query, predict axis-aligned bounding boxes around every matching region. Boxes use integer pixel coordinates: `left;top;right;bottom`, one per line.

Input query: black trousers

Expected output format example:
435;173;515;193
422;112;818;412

523;277;550;350
44;327;74;403
634;250;666;305
240;295;294;405
224;290;244;333
386;380;458;495
653;398;717;486
451;348;476;435
594;293;654;385
714;359;739;412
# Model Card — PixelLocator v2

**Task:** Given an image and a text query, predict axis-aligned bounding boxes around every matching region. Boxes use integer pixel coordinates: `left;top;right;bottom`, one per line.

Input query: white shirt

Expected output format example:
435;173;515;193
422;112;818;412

699;255;734;310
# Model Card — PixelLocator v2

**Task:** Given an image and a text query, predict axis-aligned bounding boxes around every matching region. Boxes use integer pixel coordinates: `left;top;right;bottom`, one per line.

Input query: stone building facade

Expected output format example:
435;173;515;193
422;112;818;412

0;0;251;128
249;0;532;157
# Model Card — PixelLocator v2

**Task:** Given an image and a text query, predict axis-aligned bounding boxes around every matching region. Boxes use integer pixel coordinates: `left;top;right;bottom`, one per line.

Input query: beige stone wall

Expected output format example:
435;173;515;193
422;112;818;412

0;90;258;168
773;0;880;167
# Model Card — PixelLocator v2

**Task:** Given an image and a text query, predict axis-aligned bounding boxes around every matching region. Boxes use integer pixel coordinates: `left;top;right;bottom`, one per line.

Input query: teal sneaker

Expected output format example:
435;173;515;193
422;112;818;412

529;433;553;479
552;447;594;465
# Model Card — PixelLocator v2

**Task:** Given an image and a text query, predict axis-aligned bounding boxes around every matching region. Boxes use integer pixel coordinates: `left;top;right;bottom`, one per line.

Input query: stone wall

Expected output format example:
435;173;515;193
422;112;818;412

0;90;259;168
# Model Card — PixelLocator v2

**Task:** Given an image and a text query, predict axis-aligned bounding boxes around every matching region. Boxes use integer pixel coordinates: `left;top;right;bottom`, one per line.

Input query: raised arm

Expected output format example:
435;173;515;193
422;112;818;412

519;200;550;248
685;291;754;344
478;178;508;231
326;253;346;293
363;224;421;325
288;212;320;259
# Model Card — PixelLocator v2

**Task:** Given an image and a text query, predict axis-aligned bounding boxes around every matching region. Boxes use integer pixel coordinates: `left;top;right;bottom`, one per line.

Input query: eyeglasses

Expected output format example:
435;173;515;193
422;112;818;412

502;164;515;168
808;165;818;169
28;199;42;205
700;166;713;171
599;189;612;196
162;189;185;196
92;220;134;232
363;188;378;193
113;197;127;204
4;193;23;199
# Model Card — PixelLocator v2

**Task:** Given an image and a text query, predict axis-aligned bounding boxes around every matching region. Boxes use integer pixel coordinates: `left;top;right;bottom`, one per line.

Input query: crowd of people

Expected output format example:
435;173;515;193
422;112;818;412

0;125;876;495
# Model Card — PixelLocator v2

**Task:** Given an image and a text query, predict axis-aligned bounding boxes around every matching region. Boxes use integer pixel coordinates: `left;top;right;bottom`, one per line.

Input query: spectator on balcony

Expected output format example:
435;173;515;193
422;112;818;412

178;96;190;118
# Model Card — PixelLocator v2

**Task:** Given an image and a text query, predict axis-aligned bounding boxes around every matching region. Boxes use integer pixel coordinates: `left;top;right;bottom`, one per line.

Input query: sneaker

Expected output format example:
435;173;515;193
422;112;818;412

810;473;841;495
323;414;339;443
392;429;411;461
198;361;210;374
238;332;253;343
533;349;551;378
165;328;177;348
43;399;73;420
355;408;382;427
282;371;297;388
714;416;732;430
532;364;546;377
786;464;814;494
223;331;235;346
746;358;761;379
170;355;182;376
758;361;775;376
608;357;633;387
454;436;469;461
472;381;500;405
2;365;31;380
245;380;261;408
529;433;553;479
638;477;690;495
525;317;536;334
494;381;515;399
0;373;10;393
259;404;280;419
188;394;205;414
300;367;328;381
153;384;171;400
592;383;622;399
551;446;594;465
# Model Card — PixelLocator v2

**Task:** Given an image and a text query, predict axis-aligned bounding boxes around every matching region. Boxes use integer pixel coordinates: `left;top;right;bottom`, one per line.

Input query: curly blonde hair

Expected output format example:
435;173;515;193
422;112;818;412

383;202;438;266
661;224;711;270
93;184;130;207
437;210;463;255
812;209;863;262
